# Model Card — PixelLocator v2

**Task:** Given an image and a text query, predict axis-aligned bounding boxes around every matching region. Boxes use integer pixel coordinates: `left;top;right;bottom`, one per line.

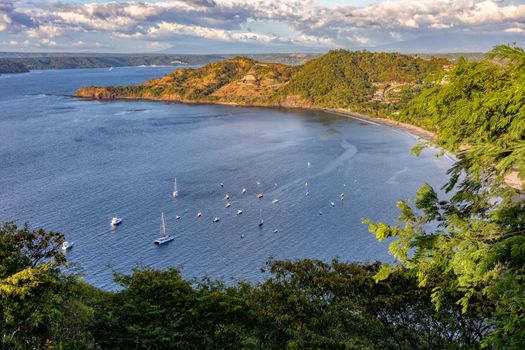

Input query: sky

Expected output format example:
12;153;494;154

1;0;525;53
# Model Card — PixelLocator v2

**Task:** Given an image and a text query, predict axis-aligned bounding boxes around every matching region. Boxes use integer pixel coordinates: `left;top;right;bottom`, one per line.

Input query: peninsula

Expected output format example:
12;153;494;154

75;50;448;115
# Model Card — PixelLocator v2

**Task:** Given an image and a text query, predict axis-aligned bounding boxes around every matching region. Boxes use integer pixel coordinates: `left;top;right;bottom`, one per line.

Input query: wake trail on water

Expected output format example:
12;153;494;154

265;138;358;197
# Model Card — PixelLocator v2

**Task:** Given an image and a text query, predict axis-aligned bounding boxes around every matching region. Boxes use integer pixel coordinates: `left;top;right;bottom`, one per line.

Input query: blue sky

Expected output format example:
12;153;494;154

1;0;525;53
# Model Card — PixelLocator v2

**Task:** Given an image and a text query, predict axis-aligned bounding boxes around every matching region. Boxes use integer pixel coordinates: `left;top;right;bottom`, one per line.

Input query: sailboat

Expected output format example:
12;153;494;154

154;212;174;245
172;178;178;198
258;209;264;227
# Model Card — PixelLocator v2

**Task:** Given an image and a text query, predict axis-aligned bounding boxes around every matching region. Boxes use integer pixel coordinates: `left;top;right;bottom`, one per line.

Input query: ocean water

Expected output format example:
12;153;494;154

0;67;452;289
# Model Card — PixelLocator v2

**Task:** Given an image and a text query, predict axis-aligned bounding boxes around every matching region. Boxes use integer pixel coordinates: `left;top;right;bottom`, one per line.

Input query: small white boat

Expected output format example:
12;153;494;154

172;178;178;198
224;194;230;200
340;193;345;197
176;215;181;220
219;182;224;187
331;202;335;207
258;209;264;227
225;203;231;208
273;229;279;233
111;216;122;226
237;209;243;215
154;212;174;245
109;66;114;71
213;217;220;223
240;234;245;239
256;194;263;199
319;211;323;215
307;162;311;167
272;199;279;204
256;181;261;186
197;212;202;218
242;188;247;194
305;191;310;196
305;181;308;187
62;241;74;251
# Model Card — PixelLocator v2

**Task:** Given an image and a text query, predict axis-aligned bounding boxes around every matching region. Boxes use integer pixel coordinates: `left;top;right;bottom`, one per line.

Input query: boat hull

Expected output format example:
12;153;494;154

154;236;175;245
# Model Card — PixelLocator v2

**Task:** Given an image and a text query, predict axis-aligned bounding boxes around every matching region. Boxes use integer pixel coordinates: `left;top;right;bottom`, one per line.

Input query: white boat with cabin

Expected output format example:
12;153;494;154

62;241;74;251
111;216;122;226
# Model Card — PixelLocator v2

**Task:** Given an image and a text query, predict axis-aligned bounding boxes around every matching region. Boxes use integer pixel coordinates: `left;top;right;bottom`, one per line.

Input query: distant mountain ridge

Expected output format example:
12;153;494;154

0;53;321;75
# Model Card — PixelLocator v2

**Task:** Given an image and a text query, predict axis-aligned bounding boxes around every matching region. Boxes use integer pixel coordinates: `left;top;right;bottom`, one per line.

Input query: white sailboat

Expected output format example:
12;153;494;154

258;209;264;227
172;178;178;198
154;212;174;245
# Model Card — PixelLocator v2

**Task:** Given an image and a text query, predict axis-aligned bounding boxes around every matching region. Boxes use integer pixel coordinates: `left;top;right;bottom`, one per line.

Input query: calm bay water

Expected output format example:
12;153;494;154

0;67;451;289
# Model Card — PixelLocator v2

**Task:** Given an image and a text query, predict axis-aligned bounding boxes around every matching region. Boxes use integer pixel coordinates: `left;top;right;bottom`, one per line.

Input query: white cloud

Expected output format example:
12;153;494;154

0;0;524;51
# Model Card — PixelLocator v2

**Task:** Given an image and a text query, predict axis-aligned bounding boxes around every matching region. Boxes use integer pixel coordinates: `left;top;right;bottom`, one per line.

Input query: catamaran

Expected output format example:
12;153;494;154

172;178;178;198
154;212;174;245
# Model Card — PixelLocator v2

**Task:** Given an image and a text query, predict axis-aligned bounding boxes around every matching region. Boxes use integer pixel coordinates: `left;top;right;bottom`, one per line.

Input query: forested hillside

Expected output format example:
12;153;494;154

75;50;448;112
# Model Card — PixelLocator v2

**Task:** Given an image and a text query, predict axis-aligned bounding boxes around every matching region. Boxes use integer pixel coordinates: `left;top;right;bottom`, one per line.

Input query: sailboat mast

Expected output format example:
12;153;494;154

160;212;166;236
173;178;178;197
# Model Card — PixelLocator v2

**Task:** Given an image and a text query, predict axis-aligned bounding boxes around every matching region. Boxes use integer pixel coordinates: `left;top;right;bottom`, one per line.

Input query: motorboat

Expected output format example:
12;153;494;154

272;199;279;204
111;216;122;226
256;194;263;199
225;203;231;208
62;241;74;251
213;217;220;223
197;212;202;218
237;209;243;215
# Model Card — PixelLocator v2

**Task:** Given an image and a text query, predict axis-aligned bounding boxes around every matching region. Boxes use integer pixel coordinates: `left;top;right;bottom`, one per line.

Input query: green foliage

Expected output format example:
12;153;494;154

400;44;525;184
0;222;94;349
366;44;525;345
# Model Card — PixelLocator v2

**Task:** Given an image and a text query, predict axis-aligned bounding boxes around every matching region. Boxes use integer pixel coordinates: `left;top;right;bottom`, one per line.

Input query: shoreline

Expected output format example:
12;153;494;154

319;108;437;142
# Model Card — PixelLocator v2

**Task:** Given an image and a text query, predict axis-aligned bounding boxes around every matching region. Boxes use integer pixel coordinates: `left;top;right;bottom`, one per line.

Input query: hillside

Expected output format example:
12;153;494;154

76;50;449;112
0;61;29;74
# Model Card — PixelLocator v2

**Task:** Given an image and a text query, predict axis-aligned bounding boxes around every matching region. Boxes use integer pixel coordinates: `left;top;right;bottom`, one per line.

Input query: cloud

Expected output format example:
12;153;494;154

1;0;525;52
